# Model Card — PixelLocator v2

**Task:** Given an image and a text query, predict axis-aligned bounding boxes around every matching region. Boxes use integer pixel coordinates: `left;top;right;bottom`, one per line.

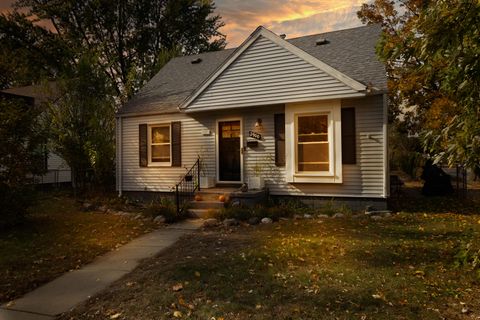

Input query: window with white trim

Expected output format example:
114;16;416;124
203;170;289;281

285;100;343;183
149;125;171;164
296;114;330;172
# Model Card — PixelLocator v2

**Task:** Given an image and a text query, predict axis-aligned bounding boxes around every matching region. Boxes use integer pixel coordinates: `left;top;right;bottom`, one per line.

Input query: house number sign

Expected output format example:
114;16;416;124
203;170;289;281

248;131;262;140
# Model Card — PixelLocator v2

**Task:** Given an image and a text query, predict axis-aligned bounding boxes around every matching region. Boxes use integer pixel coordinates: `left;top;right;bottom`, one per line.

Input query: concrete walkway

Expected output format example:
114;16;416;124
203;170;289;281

0;219;203;319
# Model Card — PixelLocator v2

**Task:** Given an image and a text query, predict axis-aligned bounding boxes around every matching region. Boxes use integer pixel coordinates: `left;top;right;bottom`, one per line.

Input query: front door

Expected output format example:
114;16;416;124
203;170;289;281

218;120;241;182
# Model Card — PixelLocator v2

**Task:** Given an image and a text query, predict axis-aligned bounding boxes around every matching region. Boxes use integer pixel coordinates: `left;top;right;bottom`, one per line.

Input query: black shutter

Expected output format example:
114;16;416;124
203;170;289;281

139;124;148;167
274;113;286;166
341;108;356;164
171;121;181;167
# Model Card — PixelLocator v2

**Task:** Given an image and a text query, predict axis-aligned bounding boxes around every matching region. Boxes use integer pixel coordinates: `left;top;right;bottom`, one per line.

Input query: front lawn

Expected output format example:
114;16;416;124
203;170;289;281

61;202;480;319
0;191;156;304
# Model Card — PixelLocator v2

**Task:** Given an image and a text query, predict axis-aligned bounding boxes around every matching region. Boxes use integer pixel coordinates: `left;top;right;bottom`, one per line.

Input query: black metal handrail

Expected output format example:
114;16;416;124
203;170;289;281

175;157;201;215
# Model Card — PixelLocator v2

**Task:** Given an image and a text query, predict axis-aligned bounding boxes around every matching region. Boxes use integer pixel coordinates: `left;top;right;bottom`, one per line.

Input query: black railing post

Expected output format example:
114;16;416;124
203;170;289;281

175;184;180;214
197;157;201;191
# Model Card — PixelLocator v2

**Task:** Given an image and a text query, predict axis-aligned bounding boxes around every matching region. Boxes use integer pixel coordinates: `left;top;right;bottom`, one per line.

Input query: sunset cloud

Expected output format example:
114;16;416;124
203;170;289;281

215;0;367;46
0;0;368;47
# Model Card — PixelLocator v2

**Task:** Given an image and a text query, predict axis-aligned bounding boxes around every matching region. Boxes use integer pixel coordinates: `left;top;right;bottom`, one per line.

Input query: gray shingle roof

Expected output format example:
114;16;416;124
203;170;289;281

118;24;386;115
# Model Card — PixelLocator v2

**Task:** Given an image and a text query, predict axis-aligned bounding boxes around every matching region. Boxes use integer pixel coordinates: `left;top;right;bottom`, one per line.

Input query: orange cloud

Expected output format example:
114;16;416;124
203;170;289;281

215;0;367;47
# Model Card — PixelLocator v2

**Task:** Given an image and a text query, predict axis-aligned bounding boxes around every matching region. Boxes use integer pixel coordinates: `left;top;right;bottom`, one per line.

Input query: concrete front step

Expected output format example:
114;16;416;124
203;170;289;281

189;200;225;210
195;188;237;201
188;208;219;219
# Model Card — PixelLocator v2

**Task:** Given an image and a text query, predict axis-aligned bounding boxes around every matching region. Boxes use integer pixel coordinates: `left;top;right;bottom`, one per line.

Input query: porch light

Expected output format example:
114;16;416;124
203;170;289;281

255;118;263;128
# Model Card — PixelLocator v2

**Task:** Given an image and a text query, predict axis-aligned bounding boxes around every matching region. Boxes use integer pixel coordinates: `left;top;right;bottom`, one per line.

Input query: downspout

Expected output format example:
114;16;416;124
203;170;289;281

382;94;389;198
117;116;123;197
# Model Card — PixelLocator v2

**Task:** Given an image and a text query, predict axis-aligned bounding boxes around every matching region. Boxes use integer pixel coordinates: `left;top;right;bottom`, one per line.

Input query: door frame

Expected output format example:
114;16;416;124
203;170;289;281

216;117;244;184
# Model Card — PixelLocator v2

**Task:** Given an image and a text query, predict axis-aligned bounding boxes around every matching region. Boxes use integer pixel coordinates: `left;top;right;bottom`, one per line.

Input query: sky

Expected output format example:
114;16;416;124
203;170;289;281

0;0;367;47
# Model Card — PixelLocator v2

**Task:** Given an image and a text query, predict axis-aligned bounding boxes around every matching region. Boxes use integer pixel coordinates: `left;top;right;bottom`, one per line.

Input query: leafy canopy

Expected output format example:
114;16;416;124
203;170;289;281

10;0;226;101
358;0;480;168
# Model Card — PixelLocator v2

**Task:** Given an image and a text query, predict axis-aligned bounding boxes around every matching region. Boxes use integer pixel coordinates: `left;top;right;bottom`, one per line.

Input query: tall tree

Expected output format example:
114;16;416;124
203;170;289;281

46;54;116;190
358;0;480;168
0;96;47;227
14;0;226;101
0;11;72;89
1;0;226;189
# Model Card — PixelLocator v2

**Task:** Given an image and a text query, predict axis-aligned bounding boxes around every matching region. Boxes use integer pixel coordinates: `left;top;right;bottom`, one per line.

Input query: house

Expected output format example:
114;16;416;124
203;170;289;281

0;83;72;186
116;25;389;210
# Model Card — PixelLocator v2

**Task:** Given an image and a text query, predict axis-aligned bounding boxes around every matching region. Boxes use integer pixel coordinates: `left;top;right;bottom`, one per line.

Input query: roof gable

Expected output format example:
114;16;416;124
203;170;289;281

181;26;367;112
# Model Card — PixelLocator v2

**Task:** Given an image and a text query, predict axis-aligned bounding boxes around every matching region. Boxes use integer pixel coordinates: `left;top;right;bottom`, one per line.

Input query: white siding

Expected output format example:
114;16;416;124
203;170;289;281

121;113;217;192
34;152;71;184
188;36;360;111
242;96;385;198
120;96;386;198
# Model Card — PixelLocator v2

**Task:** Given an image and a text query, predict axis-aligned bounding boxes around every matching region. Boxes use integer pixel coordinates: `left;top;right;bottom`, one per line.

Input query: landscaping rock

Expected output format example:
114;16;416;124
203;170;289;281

371;215;383;221
113;210;129;216
82;202;95;211
303;214;313;219
230;200;241;207
223;218;239;227
203;218;218;228
365;205;376;214
293;214;302;220
98;205;108;213
153;215;166;223
333;213;345;219
383;212;392;218
261;217;273;224
317;214;330;219
247;217;260;225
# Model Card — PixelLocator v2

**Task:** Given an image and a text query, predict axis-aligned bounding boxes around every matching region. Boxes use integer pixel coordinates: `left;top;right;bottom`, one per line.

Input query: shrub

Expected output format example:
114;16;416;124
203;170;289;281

217;206;252;221
454;239;480;279
144;197;180;223
317;199;354;216
272;198;313;216
0;184;36;229
252;205;293;221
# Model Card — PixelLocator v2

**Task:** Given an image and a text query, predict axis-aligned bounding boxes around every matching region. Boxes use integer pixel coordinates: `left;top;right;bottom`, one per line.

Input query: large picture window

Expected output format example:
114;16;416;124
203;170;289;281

149;125;171;164
297;114;329;172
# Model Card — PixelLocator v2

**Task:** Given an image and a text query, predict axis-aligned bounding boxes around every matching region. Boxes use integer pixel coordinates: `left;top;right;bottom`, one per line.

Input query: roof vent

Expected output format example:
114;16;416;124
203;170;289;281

280;34;286;39
316;38;329;45
191;58;202;64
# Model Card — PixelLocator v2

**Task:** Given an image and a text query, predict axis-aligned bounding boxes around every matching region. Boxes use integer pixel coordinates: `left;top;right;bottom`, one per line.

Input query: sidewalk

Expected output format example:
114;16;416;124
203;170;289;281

0;219;203;319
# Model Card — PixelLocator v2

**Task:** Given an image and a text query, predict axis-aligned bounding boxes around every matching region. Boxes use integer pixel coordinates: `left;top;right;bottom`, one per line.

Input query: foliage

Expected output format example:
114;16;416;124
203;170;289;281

144;197;180;223
0;97;46;227
214;206;252;221
454;237;480;279
11;0;226;101
45;54;116;190
0;12;72;89
358;0;480;168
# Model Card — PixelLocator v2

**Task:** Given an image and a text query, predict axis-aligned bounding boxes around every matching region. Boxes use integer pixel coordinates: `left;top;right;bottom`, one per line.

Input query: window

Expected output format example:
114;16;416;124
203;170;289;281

149;125;171;164
285;100;343;183
297;114;329;172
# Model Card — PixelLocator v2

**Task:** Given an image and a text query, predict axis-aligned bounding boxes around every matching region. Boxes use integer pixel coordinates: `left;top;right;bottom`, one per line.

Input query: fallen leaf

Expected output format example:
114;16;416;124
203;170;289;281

195;271;201;277
172;283;183;292
110;313;122;319
173;310;183;318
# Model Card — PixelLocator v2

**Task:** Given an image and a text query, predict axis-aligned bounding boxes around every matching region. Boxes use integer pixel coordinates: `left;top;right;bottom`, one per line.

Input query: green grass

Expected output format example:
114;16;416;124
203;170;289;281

60;205;480;319
0;191;155;303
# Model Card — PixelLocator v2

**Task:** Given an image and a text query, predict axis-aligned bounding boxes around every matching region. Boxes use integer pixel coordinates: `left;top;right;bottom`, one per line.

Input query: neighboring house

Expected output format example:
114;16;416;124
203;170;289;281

116;25;389;209
0;84;72;185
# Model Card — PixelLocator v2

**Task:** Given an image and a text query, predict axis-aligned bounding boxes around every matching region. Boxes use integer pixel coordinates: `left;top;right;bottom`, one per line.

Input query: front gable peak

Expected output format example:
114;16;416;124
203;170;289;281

181;26;367;112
